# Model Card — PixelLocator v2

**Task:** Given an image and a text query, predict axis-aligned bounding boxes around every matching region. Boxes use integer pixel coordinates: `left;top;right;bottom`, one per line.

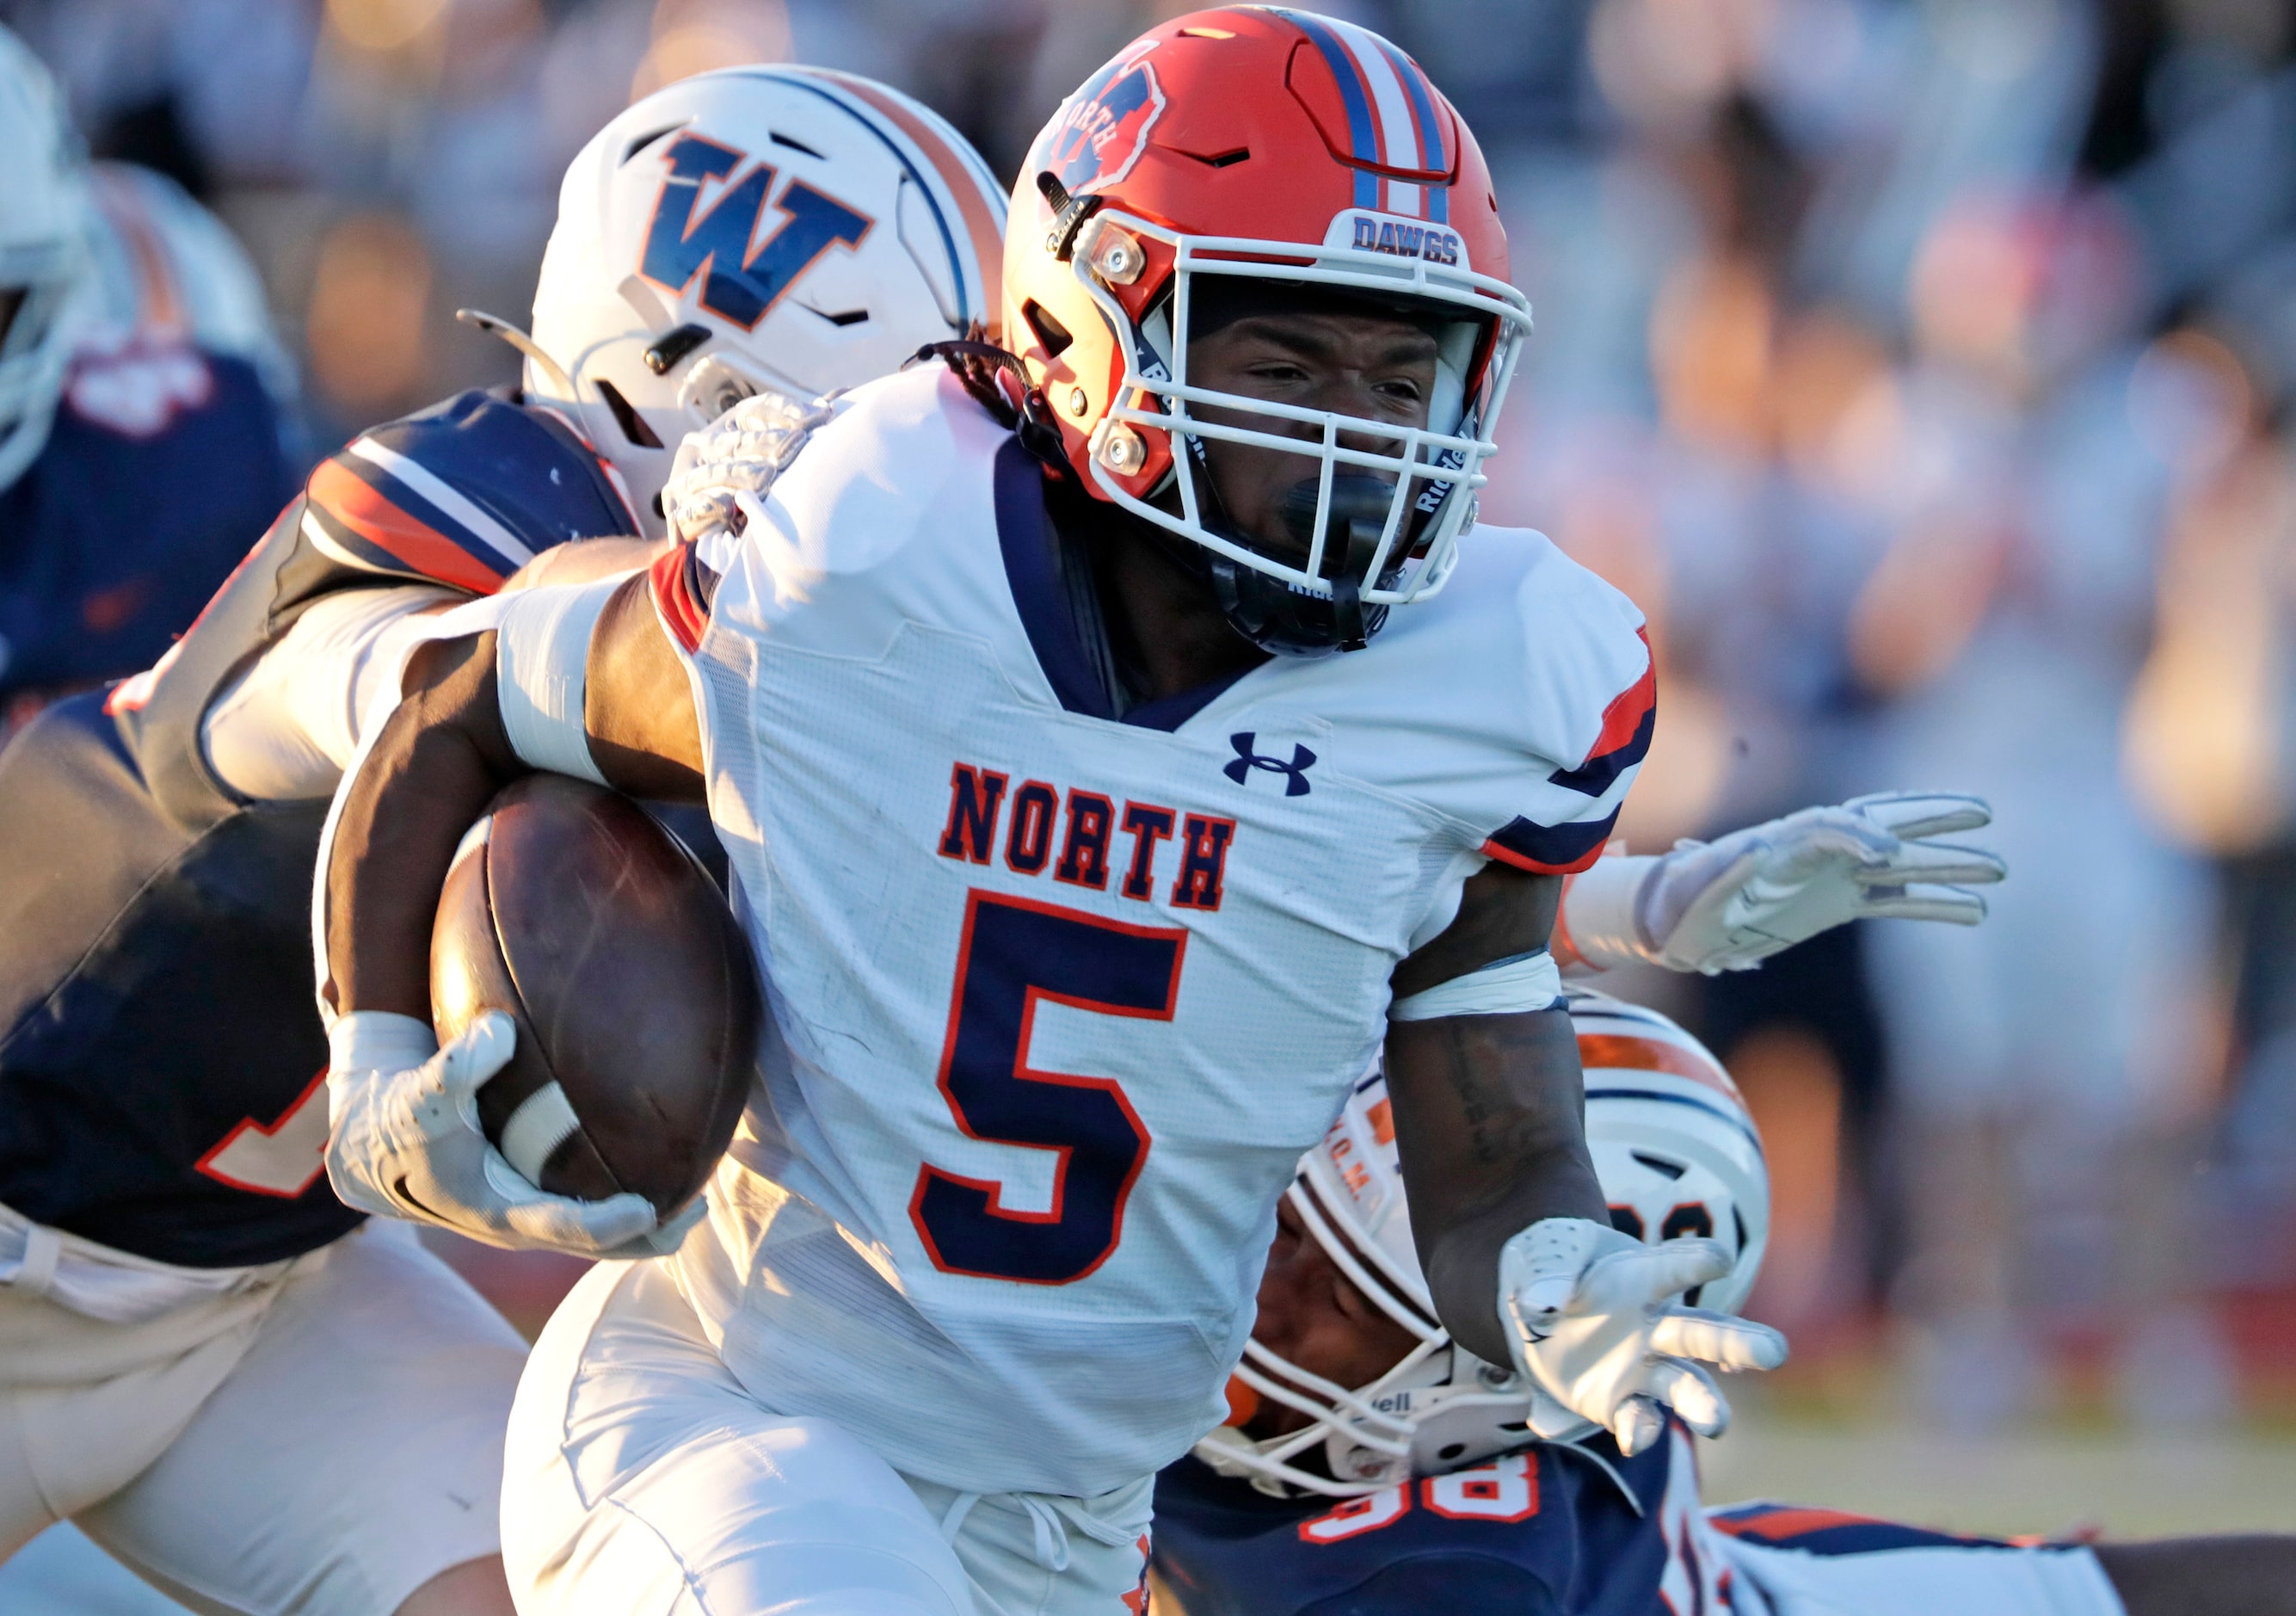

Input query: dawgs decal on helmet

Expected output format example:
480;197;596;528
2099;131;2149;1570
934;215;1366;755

639;133;876;330
1040;43;1166;198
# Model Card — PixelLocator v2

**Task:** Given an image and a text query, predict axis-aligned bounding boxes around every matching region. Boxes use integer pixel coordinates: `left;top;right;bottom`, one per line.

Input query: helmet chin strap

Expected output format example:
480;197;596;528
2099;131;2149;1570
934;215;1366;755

454;308;575;400
908;339;1071;471
1173;436;1397;657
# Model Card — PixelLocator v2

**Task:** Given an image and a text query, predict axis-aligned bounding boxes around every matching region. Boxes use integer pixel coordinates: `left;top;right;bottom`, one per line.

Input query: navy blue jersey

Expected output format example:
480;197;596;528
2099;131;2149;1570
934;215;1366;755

1703;1501;2027;1556
0;389;637;1267
0;339;294;702
1152;1435;1685;1616
1153;1432;2070;1616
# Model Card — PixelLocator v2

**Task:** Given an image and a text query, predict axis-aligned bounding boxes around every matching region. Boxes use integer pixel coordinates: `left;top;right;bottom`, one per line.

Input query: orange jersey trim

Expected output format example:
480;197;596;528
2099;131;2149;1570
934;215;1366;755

306;460;505;594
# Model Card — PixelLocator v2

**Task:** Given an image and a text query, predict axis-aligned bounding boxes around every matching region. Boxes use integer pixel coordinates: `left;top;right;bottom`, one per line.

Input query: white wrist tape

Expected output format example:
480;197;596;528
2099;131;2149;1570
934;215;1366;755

1557;854;1658;972
496;578;617;786
1389;948;1564;1021
327;1010;439;1076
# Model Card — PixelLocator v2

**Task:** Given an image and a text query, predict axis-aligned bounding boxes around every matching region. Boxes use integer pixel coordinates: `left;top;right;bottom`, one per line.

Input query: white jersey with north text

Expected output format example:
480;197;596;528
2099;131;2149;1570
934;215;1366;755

662;364;1653;1496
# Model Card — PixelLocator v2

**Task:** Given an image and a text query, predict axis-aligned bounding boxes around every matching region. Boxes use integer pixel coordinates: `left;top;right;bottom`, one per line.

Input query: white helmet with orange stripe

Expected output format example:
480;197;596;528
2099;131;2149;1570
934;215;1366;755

508;65;1006;534
1200;989;1769;1496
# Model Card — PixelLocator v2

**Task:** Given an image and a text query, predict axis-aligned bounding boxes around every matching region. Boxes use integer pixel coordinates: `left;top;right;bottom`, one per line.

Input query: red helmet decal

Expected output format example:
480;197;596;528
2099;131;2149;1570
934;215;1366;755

1040;45;1168;199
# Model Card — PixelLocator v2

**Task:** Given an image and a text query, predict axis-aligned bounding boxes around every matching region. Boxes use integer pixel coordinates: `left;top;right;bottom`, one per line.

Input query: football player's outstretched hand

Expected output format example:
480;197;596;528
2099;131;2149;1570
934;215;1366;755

1500;1218;1788;1456
324;1010;702;1260
1625;791;2005;975
662;388;840;549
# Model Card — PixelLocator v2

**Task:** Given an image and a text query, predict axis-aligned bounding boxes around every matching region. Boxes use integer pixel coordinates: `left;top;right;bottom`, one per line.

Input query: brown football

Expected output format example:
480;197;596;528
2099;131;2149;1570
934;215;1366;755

430;774;760;1215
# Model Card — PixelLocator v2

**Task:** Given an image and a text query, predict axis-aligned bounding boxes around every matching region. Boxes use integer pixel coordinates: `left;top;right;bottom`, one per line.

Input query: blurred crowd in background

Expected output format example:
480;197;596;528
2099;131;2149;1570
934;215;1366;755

8;0;2296;1437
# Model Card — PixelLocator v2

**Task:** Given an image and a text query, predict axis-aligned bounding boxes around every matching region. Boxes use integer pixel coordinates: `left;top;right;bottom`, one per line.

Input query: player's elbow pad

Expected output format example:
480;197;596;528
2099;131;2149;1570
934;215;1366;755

495;577;619;786
1388;949;1563;1021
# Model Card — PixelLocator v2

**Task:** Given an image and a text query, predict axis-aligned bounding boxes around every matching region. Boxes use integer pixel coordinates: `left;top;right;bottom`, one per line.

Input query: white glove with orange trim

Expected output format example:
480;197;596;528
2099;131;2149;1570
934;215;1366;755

324;1009;703;1260
661;389;840;550
1501;1217;1788;1455
1563;793;2006;976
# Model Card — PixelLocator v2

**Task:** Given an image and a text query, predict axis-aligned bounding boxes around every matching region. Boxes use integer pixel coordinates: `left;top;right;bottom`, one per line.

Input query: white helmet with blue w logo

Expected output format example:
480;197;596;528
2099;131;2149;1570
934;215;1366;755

1200;988;1769;1496
517;65;1006;533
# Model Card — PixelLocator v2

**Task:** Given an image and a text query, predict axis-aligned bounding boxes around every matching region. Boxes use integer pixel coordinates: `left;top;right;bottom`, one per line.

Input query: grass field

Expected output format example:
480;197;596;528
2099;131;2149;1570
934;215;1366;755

1701;1413;2296;1539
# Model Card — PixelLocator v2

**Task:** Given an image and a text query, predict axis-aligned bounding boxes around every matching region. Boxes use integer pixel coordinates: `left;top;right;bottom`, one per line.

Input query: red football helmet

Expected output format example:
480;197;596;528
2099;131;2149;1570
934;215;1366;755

1002;7;1531;653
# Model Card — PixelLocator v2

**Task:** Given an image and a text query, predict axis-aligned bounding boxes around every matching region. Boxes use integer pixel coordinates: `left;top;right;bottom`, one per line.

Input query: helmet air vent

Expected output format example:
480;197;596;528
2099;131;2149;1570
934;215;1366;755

619;123;686;165
1020;299;1073;359
592;378;663;449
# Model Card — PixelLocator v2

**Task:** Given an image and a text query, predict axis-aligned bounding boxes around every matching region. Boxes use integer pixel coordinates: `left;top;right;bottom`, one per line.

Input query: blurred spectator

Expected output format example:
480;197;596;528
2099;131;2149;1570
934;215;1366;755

1855;186;2224;1431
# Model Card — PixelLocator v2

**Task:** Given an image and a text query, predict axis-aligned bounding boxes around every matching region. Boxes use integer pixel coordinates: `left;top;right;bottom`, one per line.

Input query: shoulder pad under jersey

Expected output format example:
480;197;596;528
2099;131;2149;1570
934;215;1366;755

299;391;640;594
1472;532;1653;876
1306;527;1653;877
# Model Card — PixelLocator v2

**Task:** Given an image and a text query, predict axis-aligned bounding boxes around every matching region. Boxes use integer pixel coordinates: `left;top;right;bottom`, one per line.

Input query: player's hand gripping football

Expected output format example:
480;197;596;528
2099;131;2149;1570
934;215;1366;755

661;388;840;547
1574;792;2007;976
324;1010;705;1259
1501;1218;1788;1456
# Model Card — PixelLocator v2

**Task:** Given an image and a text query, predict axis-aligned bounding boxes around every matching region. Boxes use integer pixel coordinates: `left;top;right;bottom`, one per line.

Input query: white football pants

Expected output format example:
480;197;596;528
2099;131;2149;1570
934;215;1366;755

1714;1533;2125;1616
503;1259;1154;1616
0;1218;523;1614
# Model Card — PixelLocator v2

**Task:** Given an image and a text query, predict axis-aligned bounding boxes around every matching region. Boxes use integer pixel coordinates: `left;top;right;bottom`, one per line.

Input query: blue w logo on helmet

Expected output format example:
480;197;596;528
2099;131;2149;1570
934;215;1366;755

640;134;874;331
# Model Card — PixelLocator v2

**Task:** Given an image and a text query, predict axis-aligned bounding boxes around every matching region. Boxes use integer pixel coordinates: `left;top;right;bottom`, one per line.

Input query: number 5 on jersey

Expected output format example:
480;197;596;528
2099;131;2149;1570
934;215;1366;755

910;891;1186;1285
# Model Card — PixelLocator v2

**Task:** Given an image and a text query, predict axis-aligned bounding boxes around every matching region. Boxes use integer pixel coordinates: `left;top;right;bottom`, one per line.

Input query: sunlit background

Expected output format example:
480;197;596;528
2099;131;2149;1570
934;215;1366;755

12;0;2296;1540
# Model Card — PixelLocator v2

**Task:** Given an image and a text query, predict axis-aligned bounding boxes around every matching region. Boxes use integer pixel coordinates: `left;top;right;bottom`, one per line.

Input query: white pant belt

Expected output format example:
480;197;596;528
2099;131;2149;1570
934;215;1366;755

0;1206;279;1325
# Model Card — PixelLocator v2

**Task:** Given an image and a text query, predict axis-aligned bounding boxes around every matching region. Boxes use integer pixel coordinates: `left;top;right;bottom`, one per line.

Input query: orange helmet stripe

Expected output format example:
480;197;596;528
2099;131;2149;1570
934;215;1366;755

1576;1032;1745;1104
818;73;1003;337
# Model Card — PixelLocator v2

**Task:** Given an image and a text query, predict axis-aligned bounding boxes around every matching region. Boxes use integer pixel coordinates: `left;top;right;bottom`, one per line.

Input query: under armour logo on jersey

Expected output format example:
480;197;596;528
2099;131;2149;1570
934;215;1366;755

1224;732;1316;796
639;134;873;331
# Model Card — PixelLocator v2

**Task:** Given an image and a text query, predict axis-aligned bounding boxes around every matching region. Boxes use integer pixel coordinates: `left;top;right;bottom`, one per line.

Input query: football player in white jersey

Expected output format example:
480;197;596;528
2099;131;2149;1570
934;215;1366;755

314;11;1811;1613
1156;997;2296;1616
0;56;1003;1616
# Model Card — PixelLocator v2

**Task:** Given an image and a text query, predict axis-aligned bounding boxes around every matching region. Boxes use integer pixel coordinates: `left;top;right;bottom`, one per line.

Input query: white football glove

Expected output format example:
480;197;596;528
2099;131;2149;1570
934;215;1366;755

323;1010;704;1260
1501;1217;1788;1456
1565;792;2008;976
661;389;840;549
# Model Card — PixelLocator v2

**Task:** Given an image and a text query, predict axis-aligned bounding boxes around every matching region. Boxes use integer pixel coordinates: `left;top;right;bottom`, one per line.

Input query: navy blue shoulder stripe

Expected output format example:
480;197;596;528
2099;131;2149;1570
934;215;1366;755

1547;700;1653;798
1483;806;1620;875
357;391;638;551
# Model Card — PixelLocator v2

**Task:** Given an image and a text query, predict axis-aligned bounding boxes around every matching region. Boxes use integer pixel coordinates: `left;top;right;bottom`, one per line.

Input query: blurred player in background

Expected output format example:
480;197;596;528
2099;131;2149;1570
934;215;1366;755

0;59;1002;1615
1154;993;2296;1616
0;25;296;737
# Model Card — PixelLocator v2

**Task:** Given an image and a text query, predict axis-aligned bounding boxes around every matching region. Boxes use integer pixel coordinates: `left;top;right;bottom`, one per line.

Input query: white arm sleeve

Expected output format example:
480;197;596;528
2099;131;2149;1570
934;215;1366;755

494;577;620;784
200;586;459;801
1557;853;1660;972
